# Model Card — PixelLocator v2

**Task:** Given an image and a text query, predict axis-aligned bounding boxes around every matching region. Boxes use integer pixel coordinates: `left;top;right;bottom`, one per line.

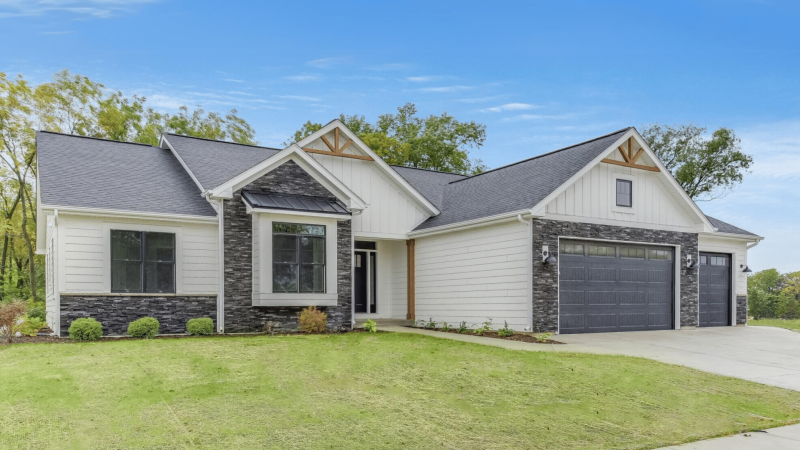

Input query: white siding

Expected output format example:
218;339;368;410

699;235;749;296
45;214;59;332
414;220;529;330
389;240;408;319
57;214;218;294
545;152;699;232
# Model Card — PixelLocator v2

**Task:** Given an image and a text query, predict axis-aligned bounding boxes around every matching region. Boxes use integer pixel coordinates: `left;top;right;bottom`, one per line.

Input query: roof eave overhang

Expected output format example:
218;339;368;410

39;204;219;224
408;209;532;238
699;231;765;241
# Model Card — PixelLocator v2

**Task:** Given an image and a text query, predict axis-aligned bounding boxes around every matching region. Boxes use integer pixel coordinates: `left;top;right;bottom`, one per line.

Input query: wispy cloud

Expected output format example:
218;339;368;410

276;95;321;102
41;30;74;35
480;103;540;113
284;74;321;82
365;62;411;71
457;95;506;104
414;85;473;93
0;0;155;19
406;76;444;83
502;113;572;121
223;78;245;83
307;57;343;68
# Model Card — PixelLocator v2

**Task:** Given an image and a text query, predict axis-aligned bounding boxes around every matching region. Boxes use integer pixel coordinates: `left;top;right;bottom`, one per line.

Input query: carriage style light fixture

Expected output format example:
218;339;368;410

685;255;699;269
740;264;752;273
542;245;558;264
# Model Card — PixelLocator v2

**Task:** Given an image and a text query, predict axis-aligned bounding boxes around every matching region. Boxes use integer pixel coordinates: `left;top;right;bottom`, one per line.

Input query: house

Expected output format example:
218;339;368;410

36;121;763;336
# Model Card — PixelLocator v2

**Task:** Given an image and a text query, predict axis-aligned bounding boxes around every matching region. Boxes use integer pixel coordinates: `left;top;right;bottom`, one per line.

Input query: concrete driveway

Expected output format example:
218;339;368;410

555;326;800;391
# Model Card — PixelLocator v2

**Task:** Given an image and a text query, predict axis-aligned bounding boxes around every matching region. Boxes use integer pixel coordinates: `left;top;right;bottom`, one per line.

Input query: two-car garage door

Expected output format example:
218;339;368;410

558;240;675;334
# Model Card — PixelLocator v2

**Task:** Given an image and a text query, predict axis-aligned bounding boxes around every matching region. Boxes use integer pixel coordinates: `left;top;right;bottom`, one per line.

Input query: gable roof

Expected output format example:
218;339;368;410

161;133;280;191
36;131;217;217
412;128;631;231
391;166;467;210
705;215;759;237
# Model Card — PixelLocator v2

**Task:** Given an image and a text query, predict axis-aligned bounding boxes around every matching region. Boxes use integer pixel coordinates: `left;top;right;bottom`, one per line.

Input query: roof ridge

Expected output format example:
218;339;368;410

447;127;633;185
37;130;158;148
163;133;281;151
390;164;467;177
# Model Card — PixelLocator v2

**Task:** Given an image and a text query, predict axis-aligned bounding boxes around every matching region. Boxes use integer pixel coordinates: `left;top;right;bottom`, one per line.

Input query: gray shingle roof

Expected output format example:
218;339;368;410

242;190;349;215
412;128;632;231
391;166;467;210
37;131;217;217
705;215;759;237
163;133;280;191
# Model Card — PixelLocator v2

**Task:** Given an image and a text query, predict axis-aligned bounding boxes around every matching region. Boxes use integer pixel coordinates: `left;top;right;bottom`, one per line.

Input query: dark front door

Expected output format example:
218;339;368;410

699;253;731;327
558;240;675;334
354;251;367;313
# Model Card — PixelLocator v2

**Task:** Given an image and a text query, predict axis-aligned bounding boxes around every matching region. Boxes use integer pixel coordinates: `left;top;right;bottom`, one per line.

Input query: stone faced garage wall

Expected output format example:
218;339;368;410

222;160;353;333
531;218;699;332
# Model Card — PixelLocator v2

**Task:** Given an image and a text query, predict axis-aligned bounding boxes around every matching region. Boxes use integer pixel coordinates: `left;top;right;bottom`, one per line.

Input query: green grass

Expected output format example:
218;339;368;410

2;333;800;449
750;318;800;332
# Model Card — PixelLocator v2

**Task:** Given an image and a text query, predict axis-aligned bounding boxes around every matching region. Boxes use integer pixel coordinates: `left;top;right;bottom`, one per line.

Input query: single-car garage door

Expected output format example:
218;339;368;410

699;252;731;327
559;240;674;334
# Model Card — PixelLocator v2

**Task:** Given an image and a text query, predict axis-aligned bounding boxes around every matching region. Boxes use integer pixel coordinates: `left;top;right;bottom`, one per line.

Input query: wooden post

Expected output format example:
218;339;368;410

406;239;415;320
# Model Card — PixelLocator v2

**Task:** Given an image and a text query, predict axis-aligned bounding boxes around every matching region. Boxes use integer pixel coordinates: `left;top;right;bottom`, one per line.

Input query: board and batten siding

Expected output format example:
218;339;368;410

545;151;699;231
57;214;218;294
414;220;529;330
304;135;430;237
699;235;749;296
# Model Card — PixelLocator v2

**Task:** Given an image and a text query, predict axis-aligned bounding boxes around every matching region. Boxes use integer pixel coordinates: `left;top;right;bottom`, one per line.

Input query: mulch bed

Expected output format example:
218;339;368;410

0;328;380;346
408;327;565;344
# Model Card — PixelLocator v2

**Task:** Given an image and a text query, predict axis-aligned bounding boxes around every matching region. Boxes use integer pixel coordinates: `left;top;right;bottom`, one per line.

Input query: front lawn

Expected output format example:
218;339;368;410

2;333;800;449
750;318;800;332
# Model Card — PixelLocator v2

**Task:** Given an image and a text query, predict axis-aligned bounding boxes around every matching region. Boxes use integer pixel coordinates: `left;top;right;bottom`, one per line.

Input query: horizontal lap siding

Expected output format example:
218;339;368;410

414;221;529;330
62;219;104;292
389;240;408;319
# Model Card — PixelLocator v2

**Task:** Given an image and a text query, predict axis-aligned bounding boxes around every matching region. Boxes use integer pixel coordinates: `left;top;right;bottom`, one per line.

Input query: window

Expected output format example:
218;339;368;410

111;230;175;293
560;243;584;255
273;222;326;293
648;249;672;261
710;256;728;266
620;247;645;259
700;255;707;265
589;245;616;257
616;179;632;207
355;241;376;250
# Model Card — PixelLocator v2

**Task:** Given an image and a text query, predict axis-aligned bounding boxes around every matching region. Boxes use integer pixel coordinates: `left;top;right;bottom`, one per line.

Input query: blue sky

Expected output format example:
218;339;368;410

2;0;799;272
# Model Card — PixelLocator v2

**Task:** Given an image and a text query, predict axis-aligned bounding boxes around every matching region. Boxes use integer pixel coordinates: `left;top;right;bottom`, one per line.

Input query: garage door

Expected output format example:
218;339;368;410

558;240;674;334
699;253;731;327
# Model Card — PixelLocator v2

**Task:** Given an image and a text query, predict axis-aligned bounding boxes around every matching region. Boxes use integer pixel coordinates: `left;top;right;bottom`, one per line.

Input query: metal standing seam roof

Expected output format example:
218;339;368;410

242;191;350;215
36;131;217;217
163;133;281;191
412;128;632;231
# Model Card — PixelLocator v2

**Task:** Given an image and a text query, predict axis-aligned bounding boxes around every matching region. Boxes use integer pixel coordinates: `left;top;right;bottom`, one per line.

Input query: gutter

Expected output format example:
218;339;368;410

40;204;218;224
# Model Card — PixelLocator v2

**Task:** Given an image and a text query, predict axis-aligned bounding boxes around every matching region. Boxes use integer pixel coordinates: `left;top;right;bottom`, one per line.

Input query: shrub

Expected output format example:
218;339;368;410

19;316;46;336
187;318;214;336
298;306;327;333
69;318;103;341
440;322;450;332
0;300;28;344
363;319;377;333
28;307;46;322
457;321;469;334
127;317;160;339
535;333;551;343
497;321;514;337
473;318;492;335
425;318;437;329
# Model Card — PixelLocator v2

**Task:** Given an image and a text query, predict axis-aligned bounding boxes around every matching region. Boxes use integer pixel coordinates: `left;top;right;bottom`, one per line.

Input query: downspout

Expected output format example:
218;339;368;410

517;214;533;332
217;199;225;333
53;209;60;336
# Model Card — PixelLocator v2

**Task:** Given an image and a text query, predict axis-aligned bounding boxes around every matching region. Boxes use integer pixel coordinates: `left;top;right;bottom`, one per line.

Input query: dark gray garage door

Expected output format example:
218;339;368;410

558;240;674;334
699;253;731;327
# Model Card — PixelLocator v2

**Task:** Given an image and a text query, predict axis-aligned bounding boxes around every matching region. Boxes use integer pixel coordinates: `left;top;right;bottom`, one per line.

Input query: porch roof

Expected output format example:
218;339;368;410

242;190;350;215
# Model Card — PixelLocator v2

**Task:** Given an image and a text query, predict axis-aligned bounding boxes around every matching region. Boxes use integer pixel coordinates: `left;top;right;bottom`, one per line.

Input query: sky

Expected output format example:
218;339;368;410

1;0;799;272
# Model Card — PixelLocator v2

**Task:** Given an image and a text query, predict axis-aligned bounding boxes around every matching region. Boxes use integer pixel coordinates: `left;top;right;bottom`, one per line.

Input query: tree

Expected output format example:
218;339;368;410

288;103;487;175
748;269;783;319
640;124;753;201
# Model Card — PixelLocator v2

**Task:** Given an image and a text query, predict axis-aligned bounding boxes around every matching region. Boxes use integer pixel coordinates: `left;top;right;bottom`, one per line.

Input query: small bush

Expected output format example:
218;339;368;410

363;319;377;333
28;307;46;322
298;306;327;333
127;317;160;339
19;316;46;336
425;318;437;329
440;322;450;332
535;333;551;343
69;318;103;341
187;318;214;336
473;318;492;335
457;321;469;334
0;300;28;343
497;321;514;337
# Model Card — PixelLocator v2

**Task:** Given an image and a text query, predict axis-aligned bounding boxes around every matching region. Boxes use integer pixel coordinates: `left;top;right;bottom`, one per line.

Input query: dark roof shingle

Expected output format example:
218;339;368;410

391;166;467;210
705;215;759;237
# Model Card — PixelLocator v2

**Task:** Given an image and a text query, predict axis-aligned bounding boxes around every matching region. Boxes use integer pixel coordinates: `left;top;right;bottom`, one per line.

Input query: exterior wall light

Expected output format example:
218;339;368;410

542;245;558;264
740;264;752;273
685;255;698;269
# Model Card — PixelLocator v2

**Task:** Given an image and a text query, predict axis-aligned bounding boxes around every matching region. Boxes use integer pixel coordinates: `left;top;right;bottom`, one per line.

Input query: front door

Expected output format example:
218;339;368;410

699;252;731;327
353;243;377;314
354;251;368;313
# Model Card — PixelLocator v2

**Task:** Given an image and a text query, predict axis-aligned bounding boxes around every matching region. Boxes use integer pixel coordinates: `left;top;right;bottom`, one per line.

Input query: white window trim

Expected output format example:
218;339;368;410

610;171;638;214
101;221;183;294
252;212;338;307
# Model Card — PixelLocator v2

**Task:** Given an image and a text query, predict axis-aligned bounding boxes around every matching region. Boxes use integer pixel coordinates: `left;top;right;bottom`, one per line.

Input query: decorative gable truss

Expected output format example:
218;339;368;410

301;127;373;161
601;136;660;172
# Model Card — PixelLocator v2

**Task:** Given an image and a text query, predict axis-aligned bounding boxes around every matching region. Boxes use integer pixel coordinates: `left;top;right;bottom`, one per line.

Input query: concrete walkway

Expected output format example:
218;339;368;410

658;423;800;449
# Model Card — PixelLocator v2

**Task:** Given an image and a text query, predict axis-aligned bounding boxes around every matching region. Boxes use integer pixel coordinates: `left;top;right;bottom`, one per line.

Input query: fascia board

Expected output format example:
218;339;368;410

40;204;218;224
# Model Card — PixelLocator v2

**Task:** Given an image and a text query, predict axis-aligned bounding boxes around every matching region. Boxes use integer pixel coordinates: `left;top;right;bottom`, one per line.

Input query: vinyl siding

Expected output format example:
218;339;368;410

414;220;529;330
388;240;408;319
57;214;218;294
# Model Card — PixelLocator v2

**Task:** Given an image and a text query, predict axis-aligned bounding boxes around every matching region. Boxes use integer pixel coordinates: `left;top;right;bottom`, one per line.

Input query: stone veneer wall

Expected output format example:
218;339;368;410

531;218;699;332
736;295;748;325
222;160;352;333
60;294;217;336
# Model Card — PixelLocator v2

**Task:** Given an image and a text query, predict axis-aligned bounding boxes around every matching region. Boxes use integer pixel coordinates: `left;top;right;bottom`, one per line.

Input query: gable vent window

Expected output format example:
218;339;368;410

111;230;175;293
616;179;632;207
272;222;326;293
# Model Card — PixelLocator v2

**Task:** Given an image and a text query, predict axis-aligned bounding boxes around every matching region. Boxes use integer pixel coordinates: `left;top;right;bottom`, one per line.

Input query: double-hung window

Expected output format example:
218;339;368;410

111;230;175;293
616;179;632;207
272;223;326;293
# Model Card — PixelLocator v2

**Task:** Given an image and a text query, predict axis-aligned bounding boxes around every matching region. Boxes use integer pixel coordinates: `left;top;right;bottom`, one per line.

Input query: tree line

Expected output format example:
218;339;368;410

748;269;800;320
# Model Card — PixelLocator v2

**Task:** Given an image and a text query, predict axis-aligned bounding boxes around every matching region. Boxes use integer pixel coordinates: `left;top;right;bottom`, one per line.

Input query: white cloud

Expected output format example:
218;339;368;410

0;0;155;19
223;78;245;83
146;94;185;110
480;103;540;113
414;85;473;93
284;74;321;82
457;95;506;104
406;76;441;82
276;95;321;102
502;113;572;121
306;58;343;68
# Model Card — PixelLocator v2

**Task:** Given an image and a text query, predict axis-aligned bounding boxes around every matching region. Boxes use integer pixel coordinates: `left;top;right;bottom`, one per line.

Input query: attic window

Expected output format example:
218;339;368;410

616;179;632;207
